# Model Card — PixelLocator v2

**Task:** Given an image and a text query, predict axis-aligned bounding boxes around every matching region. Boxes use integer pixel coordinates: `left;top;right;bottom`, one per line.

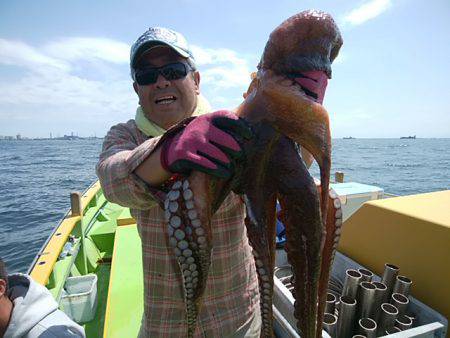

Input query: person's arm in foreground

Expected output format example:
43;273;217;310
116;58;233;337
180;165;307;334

96;122;164;209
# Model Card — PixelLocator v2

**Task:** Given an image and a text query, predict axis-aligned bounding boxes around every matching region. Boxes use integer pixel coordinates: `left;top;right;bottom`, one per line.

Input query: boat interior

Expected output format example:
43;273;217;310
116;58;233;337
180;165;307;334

27;179;450;337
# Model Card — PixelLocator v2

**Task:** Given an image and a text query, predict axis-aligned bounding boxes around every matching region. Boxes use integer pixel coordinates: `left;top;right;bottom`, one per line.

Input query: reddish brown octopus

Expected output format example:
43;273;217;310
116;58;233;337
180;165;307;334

159;10;343;338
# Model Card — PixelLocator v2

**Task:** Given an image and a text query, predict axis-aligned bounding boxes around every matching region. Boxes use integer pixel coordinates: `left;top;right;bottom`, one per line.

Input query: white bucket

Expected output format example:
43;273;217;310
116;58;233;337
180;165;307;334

61;274;98;324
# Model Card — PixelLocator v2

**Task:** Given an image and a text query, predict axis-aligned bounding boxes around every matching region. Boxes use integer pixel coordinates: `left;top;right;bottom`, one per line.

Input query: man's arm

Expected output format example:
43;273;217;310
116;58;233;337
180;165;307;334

134;147;171;186
96;122;165;209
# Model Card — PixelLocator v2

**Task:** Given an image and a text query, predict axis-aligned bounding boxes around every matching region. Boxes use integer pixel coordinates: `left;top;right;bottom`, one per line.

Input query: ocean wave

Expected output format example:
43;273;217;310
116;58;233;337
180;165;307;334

385;163;421;168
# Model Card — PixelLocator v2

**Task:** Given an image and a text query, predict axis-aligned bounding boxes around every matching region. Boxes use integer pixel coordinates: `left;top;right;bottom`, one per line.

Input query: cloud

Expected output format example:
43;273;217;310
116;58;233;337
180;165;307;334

191;45;256;89
0;37;256;135
0;39;69;71
0;37;136;135
342;0;392;26
44;37;130;64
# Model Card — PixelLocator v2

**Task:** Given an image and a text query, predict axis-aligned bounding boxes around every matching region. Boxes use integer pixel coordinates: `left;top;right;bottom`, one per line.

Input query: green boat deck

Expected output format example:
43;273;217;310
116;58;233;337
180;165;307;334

103;224;143;338
28;182;146;338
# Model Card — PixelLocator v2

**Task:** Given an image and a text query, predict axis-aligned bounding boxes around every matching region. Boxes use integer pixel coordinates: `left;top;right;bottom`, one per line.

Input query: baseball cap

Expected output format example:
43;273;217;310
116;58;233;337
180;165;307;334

130;27;195;71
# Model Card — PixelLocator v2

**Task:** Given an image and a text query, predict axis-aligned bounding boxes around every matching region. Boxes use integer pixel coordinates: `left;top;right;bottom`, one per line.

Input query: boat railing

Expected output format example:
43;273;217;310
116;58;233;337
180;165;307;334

28;180;105;291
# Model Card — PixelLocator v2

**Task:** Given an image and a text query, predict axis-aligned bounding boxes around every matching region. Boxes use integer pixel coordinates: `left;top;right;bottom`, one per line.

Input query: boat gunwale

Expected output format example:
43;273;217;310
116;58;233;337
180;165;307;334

27;181;102;282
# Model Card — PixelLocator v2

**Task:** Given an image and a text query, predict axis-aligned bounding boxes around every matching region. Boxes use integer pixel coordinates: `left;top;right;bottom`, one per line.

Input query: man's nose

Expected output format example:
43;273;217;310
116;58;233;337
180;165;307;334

155;74;171;89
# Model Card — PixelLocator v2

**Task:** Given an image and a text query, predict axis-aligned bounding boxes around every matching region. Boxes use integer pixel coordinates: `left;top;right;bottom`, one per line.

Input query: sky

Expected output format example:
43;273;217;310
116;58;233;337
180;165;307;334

0;0;449;138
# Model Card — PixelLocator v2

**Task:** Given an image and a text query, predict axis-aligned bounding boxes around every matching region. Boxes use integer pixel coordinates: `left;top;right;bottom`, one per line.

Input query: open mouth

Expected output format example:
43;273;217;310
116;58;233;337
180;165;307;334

155;95;177;105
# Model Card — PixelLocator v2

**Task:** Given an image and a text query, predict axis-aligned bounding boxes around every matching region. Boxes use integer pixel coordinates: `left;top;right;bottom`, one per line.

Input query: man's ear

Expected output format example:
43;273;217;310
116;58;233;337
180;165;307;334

0;279;6;297
193;71;200;95
133;82;142;106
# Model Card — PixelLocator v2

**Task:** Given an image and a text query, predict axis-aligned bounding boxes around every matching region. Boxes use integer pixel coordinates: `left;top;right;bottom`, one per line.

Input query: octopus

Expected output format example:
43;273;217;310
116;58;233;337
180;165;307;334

158;10;343;338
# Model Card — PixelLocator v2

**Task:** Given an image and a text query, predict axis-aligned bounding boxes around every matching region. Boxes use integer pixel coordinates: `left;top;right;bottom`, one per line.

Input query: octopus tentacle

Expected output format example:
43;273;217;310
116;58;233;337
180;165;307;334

245;192;277;337
316;187;343;334
274;136;324;337
239;123;281;337
165;177;213;337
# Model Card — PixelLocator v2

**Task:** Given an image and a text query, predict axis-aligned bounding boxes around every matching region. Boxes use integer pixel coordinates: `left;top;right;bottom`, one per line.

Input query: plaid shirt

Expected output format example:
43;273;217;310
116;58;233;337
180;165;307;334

96;119;260;337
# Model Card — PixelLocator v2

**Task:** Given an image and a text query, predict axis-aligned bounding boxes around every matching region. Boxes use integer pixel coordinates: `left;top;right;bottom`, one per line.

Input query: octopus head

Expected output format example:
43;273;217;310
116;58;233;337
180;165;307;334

242;10;343;226
260;10;342;80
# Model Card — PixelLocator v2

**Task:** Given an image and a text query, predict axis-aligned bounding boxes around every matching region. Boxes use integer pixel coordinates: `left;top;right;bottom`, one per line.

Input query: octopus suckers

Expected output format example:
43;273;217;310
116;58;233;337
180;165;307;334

170;215;181;228
333;198;341;209
183;249;193;257
195;228;204;236
169;237;177;247
183;189;193;200
329;189;337;199
168;190;180;201
164;210;171;221
178;240;189;250
169;201;179;213
191;219;201;228
172;181;182;190
188;209;198;220
174;229;185;240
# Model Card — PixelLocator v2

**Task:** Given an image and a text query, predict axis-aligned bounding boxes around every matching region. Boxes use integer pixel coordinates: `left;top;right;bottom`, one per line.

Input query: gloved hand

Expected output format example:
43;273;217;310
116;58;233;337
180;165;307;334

160;110;253;179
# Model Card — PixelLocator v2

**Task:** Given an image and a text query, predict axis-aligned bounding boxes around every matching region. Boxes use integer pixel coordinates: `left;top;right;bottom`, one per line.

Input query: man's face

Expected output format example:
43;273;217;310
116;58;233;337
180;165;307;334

133;46;200;129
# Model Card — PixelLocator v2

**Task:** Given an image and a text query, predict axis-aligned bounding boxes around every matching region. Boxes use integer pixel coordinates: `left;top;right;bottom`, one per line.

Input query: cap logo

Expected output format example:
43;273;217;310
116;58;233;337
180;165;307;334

148;27;178;43
130;27;194;73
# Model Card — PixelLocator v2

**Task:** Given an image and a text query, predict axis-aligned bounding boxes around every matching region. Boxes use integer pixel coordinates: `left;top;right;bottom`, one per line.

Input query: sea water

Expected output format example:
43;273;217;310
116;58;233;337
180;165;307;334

0;138;449;272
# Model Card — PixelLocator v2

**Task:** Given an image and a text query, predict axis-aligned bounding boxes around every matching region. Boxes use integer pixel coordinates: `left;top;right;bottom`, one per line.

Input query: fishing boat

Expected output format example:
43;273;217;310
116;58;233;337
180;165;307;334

27;175;449;337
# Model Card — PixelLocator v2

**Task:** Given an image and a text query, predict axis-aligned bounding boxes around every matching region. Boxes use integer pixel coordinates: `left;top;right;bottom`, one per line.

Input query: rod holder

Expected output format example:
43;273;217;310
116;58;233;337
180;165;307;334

70;191;83;216
381;263;399;301
393;275;412;297
337;296;357;338
323;313;337;337
358;318;377;338
342;269;362;299
325;292;337;315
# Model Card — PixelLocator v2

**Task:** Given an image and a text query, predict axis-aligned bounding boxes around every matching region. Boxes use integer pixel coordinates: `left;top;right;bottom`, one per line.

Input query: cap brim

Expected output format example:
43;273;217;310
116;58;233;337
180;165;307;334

132;40;190;68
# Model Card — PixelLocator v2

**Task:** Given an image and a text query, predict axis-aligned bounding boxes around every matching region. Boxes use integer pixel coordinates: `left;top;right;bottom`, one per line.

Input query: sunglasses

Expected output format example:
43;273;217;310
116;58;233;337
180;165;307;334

134;62;193;86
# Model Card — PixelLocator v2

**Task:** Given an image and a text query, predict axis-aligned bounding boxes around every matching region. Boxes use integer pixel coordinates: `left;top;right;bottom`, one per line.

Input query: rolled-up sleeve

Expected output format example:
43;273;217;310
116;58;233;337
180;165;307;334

96;122;163;210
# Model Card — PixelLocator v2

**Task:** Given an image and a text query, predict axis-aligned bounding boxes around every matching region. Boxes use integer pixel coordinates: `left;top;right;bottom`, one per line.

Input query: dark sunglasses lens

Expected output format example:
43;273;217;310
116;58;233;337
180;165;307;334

161;63;188;81
136;69;159;85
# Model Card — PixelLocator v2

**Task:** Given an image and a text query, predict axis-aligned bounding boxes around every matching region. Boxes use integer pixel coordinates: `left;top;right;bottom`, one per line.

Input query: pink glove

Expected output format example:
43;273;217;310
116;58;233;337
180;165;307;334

293;70;328;104
160;110;253;179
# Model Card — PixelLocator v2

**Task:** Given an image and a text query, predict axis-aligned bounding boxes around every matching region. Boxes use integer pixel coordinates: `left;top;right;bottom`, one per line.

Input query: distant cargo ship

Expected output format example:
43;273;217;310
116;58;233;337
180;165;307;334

343;136;355;139
400;135;416;139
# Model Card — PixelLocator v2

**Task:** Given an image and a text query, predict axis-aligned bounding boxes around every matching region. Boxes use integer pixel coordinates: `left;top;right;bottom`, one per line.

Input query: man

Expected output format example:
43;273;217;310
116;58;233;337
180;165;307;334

0;258;85;338
96;27;261;337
